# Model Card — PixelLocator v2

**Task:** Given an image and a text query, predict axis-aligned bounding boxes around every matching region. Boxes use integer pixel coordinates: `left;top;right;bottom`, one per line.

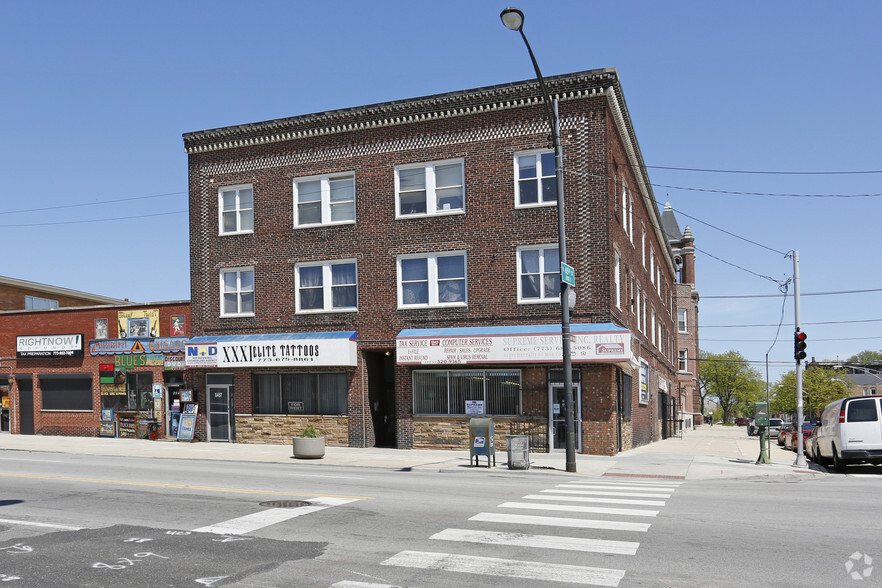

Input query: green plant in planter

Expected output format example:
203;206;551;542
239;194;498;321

300;425;319;438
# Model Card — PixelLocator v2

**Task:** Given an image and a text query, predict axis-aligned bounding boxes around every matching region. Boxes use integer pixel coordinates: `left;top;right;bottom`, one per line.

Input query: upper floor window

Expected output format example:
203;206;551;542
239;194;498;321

515;150;556;207
395;160;464;217
678;349;688;372
517;245;560;303
678;309;688;333
296;260;357;313
398;252;467;307
219;184;254;235
220;267;255;317
614;253;622;309
293;173;355;227
25;295;58;310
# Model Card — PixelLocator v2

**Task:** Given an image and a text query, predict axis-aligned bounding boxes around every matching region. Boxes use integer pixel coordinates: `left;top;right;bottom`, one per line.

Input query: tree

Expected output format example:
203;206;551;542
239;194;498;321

846;350;882;364
698;350;764;423
771;365;850;420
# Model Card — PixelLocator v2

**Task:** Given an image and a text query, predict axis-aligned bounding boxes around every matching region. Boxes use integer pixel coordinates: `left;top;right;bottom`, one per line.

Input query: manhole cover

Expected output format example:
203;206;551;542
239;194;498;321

259;500;312;508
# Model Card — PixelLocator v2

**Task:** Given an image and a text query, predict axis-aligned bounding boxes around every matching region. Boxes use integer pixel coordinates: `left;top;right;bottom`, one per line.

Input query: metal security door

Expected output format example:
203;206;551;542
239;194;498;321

208;385;232;442
549;383;581;452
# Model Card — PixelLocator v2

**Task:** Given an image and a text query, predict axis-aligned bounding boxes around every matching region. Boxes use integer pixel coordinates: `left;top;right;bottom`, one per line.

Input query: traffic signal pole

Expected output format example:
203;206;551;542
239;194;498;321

793;250;807;467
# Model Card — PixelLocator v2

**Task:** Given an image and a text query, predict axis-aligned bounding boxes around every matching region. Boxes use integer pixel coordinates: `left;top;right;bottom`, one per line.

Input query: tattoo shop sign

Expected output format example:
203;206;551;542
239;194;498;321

185;337;357;368
17;334;83;358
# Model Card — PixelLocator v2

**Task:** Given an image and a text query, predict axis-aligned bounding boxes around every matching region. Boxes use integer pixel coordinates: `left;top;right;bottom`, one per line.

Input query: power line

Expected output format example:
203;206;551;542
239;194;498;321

701;318;882;328
0;191;187;216
653;183;882;198
703;288;882;299
0;210;186;228
644;165;882;176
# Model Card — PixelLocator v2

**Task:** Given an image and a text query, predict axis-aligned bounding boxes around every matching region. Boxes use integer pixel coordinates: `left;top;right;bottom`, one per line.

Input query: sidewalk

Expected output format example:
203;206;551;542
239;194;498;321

0;425;826;481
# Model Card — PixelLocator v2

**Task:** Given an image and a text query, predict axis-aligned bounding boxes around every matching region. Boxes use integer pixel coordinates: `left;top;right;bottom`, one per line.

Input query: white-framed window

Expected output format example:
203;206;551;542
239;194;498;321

621;178;628;235
25;295;59;310
220;267;255;317
614;252;622;309
650;250;656;285
630;276;636;314
395;159;464;217
295;259;357;313
678;349;688;372
626;183;633;244
651;310;657;347
293;173;355;227
398;252;467;308
641;230;646;268
678;309;688;333
219;184;254;235
514;149;557;207
517;245;560;303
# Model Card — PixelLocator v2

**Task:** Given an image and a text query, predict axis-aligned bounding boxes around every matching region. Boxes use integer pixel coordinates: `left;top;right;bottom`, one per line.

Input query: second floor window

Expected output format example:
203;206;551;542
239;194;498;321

518;245;560;302
221;267;255;317
398;252;466;307
296;260;357;312
678;309;688;333
515;150;556;206
678;349;688;372
396;160;464;217
219;185;254;235
25;295;59;310
293;173;355;227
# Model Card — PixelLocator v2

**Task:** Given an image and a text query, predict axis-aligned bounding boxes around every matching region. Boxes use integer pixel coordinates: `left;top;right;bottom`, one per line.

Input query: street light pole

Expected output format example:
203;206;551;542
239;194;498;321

501;7;576;472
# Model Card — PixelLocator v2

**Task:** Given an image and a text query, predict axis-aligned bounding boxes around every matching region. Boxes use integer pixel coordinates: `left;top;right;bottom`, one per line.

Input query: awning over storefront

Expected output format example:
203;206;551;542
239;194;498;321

396;323;634;368
185;331;357;368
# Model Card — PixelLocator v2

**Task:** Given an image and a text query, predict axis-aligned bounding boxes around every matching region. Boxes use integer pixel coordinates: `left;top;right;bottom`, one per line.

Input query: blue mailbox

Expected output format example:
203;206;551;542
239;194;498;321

469;417;495;467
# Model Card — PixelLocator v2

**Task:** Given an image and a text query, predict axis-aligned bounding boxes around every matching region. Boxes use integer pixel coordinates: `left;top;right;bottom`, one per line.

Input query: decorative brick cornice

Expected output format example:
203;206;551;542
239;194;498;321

182;69;618;155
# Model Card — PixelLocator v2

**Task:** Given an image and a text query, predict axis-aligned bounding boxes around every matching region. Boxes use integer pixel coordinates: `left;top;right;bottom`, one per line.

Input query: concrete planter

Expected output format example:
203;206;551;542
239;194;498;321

292;436;325;459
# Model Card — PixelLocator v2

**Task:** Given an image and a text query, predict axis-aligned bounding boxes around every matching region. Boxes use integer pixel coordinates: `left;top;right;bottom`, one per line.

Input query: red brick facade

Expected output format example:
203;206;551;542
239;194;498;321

1;302;191;438
183;69;679;455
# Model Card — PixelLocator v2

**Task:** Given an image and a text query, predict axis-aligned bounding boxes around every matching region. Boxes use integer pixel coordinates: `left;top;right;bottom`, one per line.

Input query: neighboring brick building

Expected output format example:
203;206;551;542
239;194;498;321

182;69;683;455
0;301;192;439
663;203;701;428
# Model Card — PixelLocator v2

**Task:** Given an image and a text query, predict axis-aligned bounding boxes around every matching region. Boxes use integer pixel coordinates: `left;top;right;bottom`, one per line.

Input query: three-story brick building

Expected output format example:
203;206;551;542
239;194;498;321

182;68;682;455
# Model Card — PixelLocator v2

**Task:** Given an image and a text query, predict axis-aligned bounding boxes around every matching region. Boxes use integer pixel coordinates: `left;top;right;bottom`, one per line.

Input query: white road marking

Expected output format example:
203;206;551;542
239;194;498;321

287;473;365;480
561;483;680;492
0;457;66;463
0;518;83;530
525;493;666;506
469;511;650;532
431;528;639;555
381;550;625;586
332;582;402;588
550;486;671;498
192;496;358;535
500;500;658;517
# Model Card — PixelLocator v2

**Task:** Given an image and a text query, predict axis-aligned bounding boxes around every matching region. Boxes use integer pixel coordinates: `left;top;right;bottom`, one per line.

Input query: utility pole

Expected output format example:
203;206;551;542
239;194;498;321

793;250;807;467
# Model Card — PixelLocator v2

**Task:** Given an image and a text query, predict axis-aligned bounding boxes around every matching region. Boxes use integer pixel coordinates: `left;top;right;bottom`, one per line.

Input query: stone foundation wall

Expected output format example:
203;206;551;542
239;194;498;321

413;416;538;451
234;415;349;446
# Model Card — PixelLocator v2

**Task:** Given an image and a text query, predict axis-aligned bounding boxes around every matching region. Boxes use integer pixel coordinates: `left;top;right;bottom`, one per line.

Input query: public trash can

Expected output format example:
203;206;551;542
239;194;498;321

148;421;160;441
469;417;495;467
506;434;531;470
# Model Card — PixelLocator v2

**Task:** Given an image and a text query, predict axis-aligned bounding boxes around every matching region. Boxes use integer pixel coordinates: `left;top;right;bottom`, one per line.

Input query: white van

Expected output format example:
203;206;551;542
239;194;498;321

814;396;882;472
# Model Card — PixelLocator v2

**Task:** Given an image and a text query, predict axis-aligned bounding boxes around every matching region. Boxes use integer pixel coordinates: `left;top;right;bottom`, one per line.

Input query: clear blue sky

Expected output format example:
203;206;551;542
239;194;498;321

3;0;881;382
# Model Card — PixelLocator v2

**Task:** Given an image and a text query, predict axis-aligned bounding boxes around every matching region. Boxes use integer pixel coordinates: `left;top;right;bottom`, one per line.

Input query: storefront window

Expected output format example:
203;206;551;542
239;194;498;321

127;372;153;411
39;374;92;411
413;370;521;415
253;373;347;415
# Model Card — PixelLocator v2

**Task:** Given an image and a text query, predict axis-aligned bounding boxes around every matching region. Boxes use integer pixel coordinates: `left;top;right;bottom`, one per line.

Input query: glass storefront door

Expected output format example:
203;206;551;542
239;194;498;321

208;385;232;442
549;383;581;452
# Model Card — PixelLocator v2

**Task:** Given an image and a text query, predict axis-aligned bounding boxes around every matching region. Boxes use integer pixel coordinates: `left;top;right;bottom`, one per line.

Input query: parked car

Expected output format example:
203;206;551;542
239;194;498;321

786;422;814;452
735;417;750;427
806;426;822;462
814;395;882;472
777;423;793;446
767;418;784;438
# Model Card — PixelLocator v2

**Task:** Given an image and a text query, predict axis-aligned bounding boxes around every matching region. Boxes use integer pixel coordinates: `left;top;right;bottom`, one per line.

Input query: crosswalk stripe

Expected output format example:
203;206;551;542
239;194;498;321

469;511;651;532
381;550;625;586
525;493;666;506
192;496;359;535
550;487;671;498
331;582;401;588
560;483;679;492
431;528;639;555
499;500;658;517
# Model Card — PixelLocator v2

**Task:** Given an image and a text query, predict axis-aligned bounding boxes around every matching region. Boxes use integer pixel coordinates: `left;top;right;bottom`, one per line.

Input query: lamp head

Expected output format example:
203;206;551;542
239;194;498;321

500;7;524;31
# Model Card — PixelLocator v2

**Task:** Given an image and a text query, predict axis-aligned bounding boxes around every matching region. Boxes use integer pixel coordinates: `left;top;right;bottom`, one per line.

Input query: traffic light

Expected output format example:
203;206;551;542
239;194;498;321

794;329;807;362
